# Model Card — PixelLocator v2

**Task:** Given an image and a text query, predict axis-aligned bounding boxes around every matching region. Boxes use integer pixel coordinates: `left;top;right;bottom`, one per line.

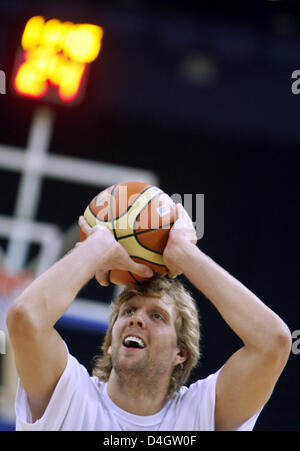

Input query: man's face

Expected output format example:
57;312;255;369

108;295;184;379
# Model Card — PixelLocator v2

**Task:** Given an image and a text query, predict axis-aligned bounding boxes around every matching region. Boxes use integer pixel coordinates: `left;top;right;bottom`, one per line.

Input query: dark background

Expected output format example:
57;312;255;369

0;0;300;431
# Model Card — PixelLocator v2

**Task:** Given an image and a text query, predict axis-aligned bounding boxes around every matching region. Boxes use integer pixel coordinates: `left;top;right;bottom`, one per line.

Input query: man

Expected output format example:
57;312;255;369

7;203;291;430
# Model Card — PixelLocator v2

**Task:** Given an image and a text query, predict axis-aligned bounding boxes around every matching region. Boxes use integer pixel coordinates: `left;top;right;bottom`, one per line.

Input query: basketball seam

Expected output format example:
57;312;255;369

87;205;173;255
117;223;174;242
110;184;118;241
96;184;155;222
88;184;158;224
112;184;157;240
130;255;166;267
133;189;162;230
133;190;173;255
128;271;140;284
88;185;171;279
116;184;155;221
89;204;110;223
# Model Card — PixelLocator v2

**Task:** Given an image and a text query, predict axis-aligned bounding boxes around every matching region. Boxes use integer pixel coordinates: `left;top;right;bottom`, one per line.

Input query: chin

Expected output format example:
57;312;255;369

113;353;149;375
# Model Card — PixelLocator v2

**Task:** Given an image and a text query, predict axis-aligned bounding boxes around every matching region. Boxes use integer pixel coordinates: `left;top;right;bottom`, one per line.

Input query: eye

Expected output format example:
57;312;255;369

152;312;163;320
124;307;135;315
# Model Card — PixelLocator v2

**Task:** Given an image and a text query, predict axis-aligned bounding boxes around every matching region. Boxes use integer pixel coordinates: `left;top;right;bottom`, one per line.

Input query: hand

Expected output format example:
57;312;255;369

78;216;153;286
163;203;197;279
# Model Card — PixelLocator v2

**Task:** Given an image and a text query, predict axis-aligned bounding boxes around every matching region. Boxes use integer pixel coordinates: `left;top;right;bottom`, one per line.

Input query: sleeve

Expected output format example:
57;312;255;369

191;369;220;430
235;409;263;431
186;368;264;431
15;345;96;431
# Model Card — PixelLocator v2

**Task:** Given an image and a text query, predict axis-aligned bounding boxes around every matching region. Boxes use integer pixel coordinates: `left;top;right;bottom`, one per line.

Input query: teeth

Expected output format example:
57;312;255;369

124;336;145;348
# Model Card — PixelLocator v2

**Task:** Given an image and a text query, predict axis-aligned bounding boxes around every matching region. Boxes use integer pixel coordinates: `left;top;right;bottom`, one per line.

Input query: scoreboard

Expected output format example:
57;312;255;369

13;16;103;104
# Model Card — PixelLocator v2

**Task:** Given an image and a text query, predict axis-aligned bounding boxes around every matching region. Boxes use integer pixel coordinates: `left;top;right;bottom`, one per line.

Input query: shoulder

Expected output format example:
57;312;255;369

170;370;221;413
62;352;106;398
160;370;221;431
177;369;221;403
15;348;106;430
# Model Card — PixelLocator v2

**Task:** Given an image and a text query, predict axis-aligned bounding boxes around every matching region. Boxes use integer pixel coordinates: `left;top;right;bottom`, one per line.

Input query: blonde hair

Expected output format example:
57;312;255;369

92;275;201;398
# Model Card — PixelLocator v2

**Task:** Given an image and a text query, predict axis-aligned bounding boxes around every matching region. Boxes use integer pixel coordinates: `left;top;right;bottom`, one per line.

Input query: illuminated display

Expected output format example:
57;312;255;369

14;16;103;103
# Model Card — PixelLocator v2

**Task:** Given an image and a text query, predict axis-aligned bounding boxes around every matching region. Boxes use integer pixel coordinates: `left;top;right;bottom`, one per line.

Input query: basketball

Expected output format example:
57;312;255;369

80;181;176;285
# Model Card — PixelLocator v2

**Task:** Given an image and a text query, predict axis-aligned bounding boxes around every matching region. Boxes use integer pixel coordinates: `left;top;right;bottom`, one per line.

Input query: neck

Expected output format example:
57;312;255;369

107;369;170;416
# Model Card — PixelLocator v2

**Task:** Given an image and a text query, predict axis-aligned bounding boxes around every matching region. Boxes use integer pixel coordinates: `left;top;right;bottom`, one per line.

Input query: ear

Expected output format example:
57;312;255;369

173;346;188;367
107;345;112;356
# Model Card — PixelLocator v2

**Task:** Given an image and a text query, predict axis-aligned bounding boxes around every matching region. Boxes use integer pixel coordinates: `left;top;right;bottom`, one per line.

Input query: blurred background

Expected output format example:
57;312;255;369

0;0;299;431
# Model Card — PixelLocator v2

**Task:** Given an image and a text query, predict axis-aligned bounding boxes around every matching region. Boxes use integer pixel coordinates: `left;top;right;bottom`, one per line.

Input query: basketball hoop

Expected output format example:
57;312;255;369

0;268;33;333
0;268;32;299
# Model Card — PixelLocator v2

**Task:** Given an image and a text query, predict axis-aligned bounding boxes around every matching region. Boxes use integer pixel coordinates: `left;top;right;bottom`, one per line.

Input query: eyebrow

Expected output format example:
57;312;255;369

151;304;171;321
120;299;171;321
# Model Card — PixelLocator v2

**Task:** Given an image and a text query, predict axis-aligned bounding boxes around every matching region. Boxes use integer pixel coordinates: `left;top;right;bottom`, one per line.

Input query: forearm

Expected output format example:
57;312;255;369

10;237;104;329
180;243;290;352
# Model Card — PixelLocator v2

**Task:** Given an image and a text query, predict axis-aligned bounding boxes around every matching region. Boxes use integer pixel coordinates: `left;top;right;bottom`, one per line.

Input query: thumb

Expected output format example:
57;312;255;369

167;269;181;279
95;270;110;287
129;260;153;279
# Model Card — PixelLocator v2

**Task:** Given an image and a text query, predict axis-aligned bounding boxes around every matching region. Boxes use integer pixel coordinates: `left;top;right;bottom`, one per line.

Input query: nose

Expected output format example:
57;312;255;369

128;314;145;329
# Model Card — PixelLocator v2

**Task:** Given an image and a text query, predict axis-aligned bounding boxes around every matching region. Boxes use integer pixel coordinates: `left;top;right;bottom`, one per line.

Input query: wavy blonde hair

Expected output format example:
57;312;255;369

92;275;201;398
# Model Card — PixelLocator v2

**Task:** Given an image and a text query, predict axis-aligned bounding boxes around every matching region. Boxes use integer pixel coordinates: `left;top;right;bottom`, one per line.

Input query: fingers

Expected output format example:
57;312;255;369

174;203;197;244
175;202;183;220
167;270;181;279
174;203;188;230
95;270;110;287
129;261;153;279
176;203;192;226
78;216;153;284
188;230;198;245
113;244;152;278
96;264;152;287
78;216;92;235
96;262;152;287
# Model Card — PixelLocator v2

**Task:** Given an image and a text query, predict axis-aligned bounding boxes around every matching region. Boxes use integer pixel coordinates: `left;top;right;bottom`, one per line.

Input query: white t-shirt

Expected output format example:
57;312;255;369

15;350;262;431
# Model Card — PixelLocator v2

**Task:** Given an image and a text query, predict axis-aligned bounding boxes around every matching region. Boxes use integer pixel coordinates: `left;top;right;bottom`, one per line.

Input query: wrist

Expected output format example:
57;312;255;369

164;237;198;275
83;229;119;271
177;239;198;264
73;232;107;272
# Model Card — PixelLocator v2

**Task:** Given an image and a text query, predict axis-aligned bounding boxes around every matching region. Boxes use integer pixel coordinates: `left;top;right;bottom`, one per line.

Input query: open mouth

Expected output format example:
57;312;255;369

122;335;146;349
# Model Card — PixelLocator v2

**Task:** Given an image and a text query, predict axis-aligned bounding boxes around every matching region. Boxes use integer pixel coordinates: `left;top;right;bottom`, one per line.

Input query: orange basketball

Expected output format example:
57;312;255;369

80;181;175;285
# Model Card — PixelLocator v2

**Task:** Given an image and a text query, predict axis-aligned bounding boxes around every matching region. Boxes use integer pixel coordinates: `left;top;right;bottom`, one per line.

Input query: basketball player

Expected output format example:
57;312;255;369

6;204;291;430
